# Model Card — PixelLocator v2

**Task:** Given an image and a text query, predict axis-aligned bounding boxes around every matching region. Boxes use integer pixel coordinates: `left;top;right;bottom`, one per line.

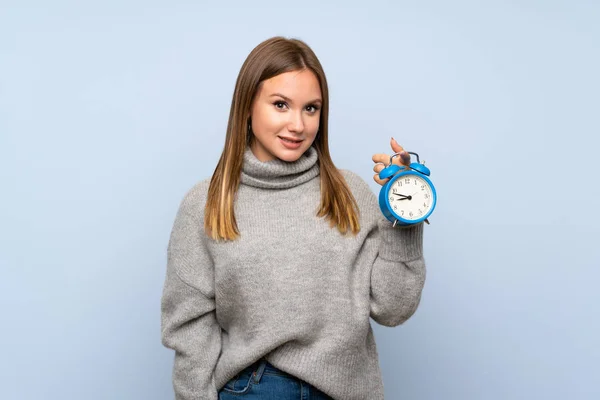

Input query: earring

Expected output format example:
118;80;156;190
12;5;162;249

247;120;252;134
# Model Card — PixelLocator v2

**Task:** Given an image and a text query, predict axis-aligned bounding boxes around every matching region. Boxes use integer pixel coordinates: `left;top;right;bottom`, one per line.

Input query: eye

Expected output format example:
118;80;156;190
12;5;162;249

273;101;288;110
306;104;320;113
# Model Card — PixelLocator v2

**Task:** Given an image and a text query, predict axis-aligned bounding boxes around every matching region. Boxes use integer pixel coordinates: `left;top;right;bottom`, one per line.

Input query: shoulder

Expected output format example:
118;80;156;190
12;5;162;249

176;178;212;220
339;169;376;202
339;169;382;228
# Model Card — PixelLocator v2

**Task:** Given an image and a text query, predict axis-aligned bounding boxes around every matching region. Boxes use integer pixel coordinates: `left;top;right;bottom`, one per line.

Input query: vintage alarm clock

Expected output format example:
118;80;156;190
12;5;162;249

378;151;437;227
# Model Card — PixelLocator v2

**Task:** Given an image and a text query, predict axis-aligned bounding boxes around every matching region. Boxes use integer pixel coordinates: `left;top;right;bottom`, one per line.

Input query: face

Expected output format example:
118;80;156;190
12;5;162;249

248;69;322;162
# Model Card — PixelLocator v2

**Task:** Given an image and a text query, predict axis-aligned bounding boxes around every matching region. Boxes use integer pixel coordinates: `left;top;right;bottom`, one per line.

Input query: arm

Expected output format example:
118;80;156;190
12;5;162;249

368;219;426;327
161;187;221;400
344;170;426;327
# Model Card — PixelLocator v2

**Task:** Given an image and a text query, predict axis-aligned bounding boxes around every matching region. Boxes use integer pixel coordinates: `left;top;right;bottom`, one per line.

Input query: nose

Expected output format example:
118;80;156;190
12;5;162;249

287;110;305;133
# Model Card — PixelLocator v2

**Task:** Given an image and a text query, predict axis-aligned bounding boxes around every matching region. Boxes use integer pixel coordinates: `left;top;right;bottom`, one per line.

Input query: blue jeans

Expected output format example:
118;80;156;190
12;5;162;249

218;358;334;400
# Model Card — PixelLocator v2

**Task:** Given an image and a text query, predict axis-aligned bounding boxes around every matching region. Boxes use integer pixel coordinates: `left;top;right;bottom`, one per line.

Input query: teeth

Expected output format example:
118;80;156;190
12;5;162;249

281;138;300;143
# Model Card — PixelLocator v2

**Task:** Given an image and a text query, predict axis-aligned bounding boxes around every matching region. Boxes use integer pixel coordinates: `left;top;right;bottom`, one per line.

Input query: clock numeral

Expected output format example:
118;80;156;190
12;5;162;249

409;211;413;217
418;209;423;215
393;188;397;193
401;210;404;216
393;205;397;210
404;178;410;184
421;185;425;190
424;202;427;207
424;193;429;199
389;197;394;202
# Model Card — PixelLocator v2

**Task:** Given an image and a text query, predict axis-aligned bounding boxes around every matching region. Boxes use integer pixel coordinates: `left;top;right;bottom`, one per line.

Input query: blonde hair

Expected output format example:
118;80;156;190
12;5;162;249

205;36;360;241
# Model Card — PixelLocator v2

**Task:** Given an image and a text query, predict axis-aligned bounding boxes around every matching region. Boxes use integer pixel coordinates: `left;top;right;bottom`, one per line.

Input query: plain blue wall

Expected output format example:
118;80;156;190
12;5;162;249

1;1;599;399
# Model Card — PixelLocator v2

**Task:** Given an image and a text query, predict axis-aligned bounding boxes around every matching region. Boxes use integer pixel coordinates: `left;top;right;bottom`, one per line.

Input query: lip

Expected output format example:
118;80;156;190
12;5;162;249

278;136;304;142
278;136;303;150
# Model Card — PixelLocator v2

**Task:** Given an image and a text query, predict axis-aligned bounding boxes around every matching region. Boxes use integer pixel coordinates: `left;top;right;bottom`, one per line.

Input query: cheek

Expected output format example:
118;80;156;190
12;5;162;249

252;106;284;133
308;116;321;135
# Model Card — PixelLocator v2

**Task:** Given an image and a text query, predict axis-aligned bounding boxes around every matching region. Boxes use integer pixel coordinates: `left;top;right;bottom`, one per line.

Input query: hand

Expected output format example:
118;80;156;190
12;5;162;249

372;137;411;186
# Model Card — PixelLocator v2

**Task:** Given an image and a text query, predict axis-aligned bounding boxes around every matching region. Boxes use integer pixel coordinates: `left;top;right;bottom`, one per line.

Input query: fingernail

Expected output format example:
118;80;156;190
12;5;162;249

391;137;395;142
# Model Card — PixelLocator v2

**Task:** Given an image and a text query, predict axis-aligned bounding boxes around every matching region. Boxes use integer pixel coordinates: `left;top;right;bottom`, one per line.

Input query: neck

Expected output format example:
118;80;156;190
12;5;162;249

240;145;320;190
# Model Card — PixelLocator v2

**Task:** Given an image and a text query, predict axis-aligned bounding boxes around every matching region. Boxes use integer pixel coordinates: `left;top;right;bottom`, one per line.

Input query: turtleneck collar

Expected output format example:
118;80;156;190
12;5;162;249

240;145;320;189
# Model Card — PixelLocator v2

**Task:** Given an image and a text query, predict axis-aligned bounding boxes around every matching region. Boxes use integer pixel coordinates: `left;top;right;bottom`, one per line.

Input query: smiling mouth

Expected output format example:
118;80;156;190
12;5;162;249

279;137;303;143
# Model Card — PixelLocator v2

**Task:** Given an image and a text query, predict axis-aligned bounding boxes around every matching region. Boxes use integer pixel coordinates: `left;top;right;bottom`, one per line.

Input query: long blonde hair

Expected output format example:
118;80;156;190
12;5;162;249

205;36;360;241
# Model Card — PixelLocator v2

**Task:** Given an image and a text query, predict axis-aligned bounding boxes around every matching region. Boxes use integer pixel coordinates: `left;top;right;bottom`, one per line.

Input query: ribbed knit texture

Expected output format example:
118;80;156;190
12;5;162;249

161;145;426;400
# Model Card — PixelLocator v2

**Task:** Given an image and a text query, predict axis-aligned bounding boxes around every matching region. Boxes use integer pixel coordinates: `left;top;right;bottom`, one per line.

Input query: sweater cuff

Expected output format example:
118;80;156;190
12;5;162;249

377;219;424;261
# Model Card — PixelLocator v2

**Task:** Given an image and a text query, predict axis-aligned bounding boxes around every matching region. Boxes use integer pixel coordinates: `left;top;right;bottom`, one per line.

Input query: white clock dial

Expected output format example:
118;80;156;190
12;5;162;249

387;174;434;221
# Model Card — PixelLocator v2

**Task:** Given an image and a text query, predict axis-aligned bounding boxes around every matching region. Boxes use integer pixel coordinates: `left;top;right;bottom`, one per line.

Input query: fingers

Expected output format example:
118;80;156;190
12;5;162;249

372;153;389;164
373;173;389;186
372;160;387;185
372;162;385;173
371;139;412;186
372;151;410;168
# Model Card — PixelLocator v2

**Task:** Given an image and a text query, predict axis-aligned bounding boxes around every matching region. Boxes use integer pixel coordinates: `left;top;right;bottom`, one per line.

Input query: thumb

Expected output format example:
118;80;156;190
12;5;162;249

390;137;404;154
391;137;411;165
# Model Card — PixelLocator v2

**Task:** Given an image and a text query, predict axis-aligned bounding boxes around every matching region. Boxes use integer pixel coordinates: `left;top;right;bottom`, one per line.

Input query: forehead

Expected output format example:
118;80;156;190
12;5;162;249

259;69;321;99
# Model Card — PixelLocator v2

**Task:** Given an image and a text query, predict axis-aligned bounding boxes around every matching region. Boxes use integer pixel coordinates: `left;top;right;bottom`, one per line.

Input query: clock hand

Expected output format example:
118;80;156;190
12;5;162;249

392;193;412;200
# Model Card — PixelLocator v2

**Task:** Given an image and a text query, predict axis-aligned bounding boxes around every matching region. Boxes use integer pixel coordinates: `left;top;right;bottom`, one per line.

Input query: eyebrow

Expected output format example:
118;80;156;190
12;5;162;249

269;93;322;104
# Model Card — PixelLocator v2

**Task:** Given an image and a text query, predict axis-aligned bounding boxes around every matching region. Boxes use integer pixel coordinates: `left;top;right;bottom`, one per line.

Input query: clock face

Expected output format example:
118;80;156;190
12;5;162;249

387;174;434;221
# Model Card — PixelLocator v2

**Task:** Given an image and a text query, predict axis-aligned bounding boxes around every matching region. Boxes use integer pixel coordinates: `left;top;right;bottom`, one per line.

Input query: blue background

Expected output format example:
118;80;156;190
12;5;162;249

1;1;598;399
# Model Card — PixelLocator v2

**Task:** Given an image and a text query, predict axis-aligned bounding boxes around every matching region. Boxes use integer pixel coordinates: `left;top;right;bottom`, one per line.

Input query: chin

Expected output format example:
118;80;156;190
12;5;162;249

275;151;303;163
274;144;313;162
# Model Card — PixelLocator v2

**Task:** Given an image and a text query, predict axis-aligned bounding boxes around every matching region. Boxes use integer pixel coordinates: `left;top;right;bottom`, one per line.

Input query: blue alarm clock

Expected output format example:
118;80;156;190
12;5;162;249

378;151;437;227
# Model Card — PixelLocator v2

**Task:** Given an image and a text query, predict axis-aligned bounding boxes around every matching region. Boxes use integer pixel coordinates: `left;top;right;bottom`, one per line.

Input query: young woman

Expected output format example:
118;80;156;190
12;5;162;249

161;36;426;400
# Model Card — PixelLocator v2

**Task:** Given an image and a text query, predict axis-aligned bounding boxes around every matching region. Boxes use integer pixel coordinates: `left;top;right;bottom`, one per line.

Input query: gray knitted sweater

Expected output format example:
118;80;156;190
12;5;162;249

161;145;426;400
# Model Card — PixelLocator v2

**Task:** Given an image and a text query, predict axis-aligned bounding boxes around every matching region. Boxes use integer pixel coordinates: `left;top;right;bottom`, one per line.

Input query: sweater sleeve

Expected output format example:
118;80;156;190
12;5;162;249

343;170;427;327
368;220;426;327
161;186;221;400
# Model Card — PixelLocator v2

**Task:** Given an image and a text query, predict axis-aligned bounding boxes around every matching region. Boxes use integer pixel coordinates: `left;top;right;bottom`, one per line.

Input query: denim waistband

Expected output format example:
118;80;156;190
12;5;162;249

244;358;293;378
